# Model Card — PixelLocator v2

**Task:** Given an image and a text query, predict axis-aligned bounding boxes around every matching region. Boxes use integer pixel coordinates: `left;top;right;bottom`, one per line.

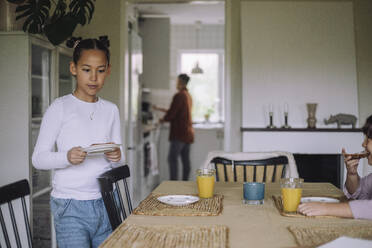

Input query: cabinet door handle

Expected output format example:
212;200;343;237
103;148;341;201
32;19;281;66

127;147;136;150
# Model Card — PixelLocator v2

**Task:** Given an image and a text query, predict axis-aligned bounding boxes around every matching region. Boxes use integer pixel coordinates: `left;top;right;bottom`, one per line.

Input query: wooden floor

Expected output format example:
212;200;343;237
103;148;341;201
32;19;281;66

33;192;51;247
32;168;51;248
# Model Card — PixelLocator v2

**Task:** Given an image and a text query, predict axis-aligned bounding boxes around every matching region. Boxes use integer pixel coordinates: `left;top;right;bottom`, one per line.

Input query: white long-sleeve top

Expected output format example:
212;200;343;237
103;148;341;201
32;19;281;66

32;94;124;200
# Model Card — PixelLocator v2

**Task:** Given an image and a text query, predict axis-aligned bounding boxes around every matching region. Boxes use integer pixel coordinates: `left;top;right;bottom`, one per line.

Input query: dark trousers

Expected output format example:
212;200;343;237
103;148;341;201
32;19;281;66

168;140;191;180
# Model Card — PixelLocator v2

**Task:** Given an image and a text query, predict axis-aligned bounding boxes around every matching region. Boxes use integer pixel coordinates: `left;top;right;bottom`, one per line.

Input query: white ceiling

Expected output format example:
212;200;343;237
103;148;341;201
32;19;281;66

134;2;225;25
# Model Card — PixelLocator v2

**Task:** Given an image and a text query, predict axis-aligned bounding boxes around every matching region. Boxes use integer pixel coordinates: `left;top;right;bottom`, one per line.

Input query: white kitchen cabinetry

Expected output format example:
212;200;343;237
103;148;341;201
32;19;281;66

0;32;72;247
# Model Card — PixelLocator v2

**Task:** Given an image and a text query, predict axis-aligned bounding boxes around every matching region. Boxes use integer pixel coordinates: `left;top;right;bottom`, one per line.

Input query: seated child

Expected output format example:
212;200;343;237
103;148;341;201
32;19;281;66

298;115;372;219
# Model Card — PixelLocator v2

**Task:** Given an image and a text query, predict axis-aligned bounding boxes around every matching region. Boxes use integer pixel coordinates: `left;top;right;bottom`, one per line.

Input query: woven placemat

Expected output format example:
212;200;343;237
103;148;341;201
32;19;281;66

133;193;223;216
272;195;345;218
99;224;229;248
288;225;372;247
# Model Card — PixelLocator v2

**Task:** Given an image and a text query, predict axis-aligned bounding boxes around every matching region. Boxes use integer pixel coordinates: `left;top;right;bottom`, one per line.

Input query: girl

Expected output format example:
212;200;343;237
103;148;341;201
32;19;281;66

32;37;123;248
298;115;372;220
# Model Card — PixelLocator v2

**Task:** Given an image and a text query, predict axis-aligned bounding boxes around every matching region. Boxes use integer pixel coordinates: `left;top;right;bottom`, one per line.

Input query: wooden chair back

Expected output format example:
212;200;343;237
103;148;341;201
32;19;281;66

0;179;32;248
98;165;133;230
211;156;288;183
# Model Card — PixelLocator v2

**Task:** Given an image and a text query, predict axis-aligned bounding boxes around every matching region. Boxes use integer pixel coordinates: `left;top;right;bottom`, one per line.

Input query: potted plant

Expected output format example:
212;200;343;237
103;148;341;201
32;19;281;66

204;108;214;123
5;0;95;45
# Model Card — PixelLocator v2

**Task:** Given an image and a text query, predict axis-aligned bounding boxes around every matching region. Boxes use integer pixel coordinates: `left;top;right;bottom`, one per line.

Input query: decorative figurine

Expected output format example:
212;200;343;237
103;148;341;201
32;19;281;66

324;114;357;128
306;103;317;129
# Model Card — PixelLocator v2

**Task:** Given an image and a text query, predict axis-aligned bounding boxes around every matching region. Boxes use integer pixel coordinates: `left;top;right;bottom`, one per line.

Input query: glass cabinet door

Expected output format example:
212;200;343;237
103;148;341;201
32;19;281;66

31;45;51;119
31;43;53;247
31;44;52;193
59;53;74;97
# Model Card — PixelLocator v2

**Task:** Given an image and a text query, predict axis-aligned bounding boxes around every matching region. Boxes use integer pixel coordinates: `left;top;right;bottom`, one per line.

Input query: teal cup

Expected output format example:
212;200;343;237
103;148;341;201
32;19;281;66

243;182;265;205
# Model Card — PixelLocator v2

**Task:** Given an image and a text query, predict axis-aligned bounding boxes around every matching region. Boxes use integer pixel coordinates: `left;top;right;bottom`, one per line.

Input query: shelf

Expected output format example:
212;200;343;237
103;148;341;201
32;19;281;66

59;78;72;83
142;88;151;94
241;127;362;133
32;74;49;80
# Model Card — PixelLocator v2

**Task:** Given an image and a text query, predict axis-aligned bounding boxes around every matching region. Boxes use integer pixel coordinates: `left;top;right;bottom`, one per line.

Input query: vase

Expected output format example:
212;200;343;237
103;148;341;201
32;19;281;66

0;0;24;31
204;114;210;123
306;103;317;129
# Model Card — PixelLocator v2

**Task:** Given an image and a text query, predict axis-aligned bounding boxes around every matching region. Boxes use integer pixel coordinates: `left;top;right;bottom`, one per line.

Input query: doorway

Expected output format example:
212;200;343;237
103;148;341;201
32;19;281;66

125;1;225;204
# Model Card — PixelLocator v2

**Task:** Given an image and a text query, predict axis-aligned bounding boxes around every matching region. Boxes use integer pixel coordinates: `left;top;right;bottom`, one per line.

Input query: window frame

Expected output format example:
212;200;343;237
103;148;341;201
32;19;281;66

177;49;225;123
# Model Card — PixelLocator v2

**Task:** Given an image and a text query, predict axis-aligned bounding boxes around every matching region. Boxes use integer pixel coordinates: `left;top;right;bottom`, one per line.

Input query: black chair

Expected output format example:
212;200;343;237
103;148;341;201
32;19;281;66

0;179;32;248
211;156;288;183
98;165;133;231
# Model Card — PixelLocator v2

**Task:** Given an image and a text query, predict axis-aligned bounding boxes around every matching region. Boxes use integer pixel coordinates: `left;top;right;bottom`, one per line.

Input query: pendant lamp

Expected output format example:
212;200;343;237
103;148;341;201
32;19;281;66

191;21;203;74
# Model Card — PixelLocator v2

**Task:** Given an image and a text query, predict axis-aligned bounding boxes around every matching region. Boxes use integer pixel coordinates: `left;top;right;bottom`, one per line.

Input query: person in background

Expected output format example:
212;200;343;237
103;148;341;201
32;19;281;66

298;115;372;220
32;37;123;248
153;74;194;180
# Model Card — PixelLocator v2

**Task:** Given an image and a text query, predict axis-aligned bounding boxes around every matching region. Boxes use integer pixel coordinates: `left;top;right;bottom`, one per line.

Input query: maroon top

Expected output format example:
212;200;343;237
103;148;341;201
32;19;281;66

344;173;372;220
163;89;194;144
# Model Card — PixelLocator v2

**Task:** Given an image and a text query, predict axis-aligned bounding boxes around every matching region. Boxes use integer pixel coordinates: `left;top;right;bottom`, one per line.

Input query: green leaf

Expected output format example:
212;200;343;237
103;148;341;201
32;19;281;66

45;13;78;45
15;4;31;12
51;0;67;23
69;0;95;26
6;0;26;4
16;0;51;34
16;9;33;20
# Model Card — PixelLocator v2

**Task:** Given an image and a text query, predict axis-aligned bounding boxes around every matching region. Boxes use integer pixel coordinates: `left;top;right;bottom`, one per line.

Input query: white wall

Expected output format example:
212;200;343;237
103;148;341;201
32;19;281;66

241;1;358;128
0;33;31;247
224;0;242;152
141;18;170;90
74;0;122;106
0;34;30;186
354;0;372;176
354;0;372;125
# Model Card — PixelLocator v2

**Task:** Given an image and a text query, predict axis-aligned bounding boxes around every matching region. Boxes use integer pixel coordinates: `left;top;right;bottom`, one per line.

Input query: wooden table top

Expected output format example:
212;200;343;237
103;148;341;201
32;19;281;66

101;181;369;248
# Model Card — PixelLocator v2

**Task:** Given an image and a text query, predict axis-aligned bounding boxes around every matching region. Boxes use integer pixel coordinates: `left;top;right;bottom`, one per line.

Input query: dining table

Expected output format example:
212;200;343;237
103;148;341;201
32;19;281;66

100;181;372;248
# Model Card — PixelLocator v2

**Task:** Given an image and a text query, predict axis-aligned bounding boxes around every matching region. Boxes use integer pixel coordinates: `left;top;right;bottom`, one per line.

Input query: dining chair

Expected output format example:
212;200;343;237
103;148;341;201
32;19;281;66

0;179;33;248
211;156;288;183
98;165;133;231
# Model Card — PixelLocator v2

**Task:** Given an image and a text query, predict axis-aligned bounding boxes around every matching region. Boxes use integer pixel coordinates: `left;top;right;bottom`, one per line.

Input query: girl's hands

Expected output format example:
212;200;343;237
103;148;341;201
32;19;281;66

105;148;121;162
342;148;360;176
298;202;329;216
67;143;121;164
67;147;87;165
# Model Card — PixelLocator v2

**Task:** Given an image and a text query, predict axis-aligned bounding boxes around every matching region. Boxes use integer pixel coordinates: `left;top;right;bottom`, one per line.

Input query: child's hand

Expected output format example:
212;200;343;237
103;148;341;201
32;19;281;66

105;148;121;162
342;148;359;176
298;202;329;216
67;147;87;165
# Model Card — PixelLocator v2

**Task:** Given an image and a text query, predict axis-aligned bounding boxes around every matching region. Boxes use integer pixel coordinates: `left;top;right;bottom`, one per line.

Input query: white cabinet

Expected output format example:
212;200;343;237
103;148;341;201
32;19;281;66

158;125;224;182
0;32;73;247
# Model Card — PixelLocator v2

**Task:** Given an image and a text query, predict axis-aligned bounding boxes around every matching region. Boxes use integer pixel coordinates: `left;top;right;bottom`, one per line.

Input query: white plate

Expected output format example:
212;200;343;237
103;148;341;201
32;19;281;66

83;144;121;154
157;195;199;206
301;197;340;203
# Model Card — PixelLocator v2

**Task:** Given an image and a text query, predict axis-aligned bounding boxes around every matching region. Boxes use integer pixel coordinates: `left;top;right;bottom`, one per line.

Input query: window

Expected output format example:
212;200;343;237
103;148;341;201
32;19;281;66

180;51;224;123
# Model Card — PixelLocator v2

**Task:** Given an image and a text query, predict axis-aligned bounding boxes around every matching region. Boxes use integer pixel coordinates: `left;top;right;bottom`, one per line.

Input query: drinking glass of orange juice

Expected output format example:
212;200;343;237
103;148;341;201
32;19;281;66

196;168;216;198
280;178;304;213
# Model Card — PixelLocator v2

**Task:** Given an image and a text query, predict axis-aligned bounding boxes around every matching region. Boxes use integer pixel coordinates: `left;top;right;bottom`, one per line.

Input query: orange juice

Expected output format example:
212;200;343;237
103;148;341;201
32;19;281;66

197;175;215;198
281;188;302;212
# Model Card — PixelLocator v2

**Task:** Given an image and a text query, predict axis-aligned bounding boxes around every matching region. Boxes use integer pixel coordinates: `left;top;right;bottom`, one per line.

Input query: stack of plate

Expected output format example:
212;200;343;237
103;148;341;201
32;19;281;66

83;144;121;155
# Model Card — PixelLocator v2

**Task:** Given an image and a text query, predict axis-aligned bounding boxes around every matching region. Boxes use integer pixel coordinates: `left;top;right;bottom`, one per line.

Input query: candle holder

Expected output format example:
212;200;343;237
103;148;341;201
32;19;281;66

281;112;291;128
267;112;277;129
